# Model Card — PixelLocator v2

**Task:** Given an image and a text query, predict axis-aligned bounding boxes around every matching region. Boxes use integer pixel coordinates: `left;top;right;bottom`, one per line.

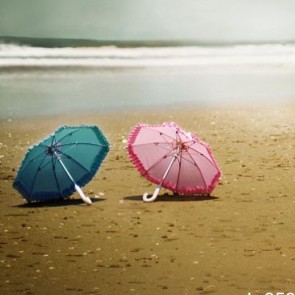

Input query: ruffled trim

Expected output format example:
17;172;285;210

128;122;221;196
13;125;110;202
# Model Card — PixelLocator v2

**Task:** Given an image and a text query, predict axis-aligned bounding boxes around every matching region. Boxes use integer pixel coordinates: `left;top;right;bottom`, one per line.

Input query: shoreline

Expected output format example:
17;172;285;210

1;100;295;121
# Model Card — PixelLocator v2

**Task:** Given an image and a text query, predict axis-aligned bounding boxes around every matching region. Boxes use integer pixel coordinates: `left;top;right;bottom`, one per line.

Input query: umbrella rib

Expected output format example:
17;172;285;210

176;130;181;142
29;154;48;198
51;134;55;147
180;154;202;167
39;157;56;170
52;156;62;198
131;142;171;148
58;150;91;175
56;129;80;144
175;155;182;192
186;146;217;169
141;150;174;177
161;134;174;145
153;144;173;153
180;155;209;189
39;136;56;149
185;140;198;147
58;142;107;148
17;150;48;177
147;127;177;143
184;150;208;190
133;142;172;151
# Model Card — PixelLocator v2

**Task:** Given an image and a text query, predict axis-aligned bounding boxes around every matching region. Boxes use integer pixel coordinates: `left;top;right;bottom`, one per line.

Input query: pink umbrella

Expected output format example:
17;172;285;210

128;122;221;202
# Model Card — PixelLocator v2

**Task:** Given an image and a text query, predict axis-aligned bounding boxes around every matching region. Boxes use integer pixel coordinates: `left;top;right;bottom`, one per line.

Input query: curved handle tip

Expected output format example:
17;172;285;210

143;187;160;202
75;184;92;205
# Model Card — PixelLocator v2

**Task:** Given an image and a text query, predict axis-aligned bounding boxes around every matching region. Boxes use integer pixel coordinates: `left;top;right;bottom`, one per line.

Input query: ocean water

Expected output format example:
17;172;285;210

0;44;295;119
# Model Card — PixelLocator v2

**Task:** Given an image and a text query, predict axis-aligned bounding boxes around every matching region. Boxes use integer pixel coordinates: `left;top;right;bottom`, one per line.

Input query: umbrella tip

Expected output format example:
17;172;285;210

74;184;92;205
143;186;161;202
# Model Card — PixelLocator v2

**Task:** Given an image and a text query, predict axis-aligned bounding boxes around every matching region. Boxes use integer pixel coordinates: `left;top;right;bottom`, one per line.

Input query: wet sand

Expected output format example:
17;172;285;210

0;104;295;294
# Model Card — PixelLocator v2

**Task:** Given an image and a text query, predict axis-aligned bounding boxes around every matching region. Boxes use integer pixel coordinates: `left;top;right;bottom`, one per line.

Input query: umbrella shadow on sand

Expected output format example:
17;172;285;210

14;198;105;208
124;194;218;202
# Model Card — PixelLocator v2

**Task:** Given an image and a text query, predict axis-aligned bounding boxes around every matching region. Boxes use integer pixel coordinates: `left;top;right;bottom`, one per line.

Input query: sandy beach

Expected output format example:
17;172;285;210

0;104;295;294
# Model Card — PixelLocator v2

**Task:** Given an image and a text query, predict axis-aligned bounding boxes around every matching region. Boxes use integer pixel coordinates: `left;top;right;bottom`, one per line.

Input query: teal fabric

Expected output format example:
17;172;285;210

13;125;109;202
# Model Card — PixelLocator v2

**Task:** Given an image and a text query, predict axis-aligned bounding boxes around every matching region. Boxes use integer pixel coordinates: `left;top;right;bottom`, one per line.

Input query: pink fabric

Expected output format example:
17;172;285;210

128;122;221;195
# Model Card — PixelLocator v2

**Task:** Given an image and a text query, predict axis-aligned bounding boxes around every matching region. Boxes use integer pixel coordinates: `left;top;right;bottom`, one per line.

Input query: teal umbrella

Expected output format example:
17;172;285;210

13;125;109;205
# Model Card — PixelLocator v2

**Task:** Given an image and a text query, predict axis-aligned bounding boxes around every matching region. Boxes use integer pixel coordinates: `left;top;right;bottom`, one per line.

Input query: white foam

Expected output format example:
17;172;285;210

1;44;295;68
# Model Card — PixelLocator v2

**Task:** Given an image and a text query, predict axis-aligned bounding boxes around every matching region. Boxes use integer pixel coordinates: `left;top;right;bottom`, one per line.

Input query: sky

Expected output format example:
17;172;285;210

0;0;295;43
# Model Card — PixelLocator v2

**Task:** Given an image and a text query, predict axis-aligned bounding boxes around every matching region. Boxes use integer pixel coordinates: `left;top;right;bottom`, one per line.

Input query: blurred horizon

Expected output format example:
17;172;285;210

1;35;295;49
1;0;295;44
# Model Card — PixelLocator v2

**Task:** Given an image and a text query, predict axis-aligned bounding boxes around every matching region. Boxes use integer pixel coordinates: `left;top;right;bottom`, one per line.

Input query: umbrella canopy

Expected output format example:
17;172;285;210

128;122;221;202
13;125;109;204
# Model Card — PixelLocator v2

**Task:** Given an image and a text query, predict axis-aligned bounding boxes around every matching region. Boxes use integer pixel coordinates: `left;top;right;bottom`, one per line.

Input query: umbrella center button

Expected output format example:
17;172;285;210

46;146;54;155
172;140;187;154
46;145;61;156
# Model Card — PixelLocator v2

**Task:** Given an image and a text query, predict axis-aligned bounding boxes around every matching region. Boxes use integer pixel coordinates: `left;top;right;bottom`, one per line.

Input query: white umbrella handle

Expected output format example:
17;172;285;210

75;184;92;205
142;155;177;203
56;152;92;205
143;186;161;202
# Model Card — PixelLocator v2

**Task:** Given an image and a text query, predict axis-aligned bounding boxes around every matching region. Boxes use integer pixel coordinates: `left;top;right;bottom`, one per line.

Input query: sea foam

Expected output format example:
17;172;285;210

1;43;295;68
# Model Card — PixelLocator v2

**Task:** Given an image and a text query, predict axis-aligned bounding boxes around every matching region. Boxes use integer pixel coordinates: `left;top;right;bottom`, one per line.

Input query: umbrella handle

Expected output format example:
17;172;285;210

74;184;92;205
142;155;177;202
56;153;92;205
143;186;161;202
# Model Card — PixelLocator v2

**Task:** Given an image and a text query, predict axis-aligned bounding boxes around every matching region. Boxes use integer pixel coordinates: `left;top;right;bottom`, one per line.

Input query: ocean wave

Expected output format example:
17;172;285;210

1;43;295;68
